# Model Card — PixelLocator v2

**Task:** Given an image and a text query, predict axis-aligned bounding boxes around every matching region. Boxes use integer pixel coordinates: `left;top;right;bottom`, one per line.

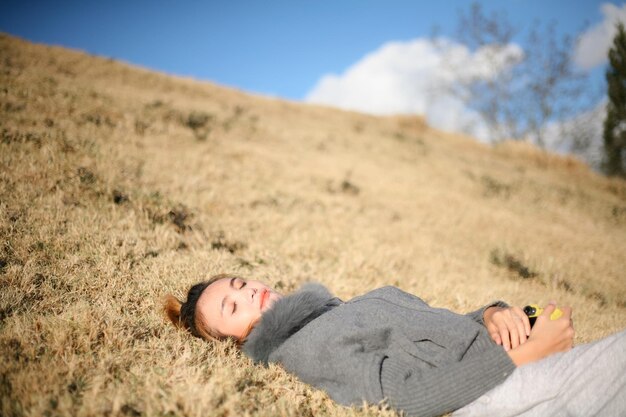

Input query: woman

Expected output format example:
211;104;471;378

164;274;625;417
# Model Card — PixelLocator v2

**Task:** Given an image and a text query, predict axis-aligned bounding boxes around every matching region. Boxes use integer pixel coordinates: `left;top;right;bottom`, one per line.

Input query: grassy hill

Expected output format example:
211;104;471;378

1;33;625;417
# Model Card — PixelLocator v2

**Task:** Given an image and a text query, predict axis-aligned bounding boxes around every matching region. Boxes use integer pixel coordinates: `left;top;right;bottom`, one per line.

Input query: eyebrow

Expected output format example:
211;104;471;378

220;277;238;317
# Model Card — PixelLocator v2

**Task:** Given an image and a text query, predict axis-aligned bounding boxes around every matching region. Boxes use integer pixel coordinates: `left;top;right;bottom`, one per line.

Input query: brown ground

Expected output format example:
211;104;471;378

1;33;625;417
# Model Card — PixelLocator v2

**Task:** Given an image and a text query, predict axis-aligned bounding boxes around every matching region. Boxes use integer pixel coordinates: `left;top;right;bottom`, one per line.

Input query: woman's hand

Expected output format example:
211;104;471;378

507;303;575;367
483;306;531;351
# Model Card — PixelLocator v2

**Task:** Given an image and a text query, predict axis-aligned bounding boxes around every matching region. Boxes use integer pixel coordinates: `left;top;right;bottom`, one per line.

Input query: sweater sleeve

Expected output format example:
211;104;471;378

380;338;516;417
465;301;509;326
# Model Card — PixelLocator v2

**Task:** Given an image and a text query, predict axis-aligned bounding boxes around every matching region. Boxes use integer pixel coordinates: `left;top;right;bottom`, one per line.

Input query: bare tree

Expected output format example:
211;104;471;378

440;3;595;148
452;4;520;141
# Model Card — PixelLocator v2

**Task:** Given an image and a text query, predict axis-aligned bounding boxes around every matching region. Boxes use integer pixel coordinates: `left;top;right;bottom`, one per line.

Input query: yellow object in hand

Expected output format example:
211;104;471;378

523;304;563;327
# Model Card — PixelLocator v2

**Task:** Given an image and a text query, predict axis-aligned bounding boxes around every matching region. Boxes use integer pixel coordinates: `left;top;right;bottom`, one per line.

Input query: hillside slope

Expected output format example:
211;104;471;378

1;33;625;417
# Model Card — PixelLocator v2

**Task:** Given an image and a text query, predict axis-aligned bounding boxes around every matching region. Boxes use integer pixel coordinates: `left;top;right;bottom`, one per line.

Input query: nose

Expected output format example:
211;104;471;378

249;287;257;302
236;287;257;303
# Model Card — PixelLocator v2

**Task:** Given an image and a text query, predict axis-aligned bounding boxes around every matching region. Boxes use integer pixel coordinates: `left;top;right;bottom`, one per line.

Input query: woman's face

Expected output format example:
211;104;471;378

196;277;281;340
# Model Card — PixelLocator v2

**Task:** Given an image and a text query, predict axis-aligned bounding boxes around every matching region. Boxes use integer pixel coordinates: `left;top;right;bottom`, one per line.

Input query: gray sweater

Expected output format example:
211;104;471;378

243;284;516;417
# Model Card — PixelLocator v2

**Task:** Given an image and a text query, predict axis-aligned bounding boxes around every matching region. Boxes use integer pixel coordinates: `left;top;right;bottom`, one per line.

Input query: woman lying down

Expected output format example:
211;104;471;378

164;274;625;417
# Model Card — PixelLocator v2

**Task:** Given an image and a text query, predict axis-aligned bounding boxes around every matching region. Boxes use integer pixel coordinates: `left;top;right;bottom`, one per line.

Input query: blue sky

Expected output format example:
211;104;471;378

0;1;612;99
2;1;625;163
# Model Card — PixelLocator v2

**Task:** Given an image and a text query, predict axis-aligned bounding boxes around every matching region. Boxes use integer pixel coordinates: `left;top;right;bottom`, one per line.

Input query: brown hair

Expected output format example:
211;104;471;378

164;273;241;342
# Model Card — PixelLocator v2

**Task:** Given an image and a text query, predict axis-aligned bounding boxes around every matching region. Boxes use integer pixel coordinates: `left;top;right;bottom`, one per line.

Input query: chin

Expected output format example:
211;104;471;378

264;293;281;310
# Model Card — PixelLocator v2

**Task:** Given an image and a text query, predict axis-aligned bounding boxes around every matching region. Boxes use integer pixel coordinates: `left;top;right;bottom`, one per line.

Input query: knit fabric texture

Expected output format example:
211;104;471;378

243;284;515;417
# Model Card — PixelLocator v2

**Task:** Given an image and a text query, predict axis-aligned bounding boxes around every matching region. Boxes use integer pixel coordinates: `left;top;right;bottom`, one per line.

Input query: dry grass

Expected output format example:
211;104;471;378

1;33;625;417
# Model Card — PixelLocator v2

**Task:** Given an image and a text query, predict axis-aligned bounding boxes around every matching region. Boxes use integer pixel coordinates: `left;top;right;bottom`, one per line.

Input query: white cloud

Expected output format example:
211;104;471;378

304;38;522;141
575;3;626;70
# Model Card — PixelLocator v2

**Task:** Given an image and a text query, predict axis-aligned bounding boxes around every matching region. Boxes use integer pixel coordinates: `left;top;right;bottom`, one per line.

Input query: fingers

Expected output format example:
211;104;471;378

487;308;530;351
560;306;572;320
506;311;527;350
542;303;572;323
500;313;518;350
542;303;556;317
511;306;529;343
540;303;574;348
488;325;502;346
491;311;513;351
520;309;531;336
499;325;512;351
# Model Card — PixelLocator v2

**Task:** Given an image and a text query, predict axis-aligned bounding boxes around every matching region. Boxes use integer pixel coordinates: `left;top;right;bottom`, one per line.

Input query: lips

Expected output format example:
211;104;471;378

260;289;269;310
